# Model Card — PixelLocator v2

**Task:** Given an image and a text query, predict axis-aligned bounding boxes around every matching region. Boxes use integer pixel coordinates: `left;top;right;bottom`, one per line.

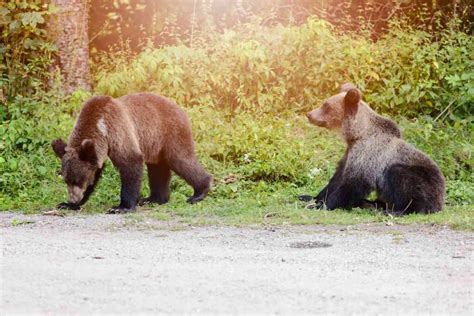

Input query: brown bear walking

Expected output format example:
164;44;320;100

300;83;445;215
52;93;212;213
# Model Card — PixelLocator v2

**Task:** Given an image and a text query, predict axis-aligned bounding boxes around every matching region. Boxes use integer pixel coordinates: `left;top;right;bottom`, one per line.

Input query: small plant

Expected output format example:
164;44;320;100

11;218;34;226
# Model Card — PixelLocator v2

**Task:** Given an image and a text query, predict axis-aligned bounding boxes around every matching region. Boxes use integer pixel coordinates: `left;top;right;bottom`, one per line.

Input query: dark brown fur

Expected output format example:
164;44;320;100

301;83;445;215
52;93;212;213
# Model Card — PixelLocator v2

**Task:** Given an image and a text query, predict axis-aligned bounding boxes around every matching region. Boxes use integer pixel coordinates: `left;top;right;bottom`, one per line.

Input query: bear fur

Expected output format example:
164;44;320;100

300;83;445;215
52;92;212;213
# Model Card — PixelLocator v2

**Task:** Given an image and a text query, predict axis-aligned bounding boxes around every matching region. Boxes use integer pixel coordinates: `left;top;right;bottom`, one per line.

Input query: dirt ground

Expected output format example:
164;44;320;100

1;212;473;315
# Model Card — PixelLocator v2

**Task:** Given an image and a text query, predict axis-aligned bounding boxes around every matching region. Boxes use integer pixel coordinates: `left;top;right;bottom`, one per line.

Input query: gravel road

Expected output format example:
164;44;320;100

1;212;473;315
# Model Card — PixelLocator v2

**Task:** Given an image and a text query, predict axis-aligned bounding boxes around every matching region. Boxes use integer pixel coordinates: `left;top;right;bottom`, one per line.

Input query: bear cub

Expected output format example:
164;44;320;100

300;83;445;215
52;92;212;213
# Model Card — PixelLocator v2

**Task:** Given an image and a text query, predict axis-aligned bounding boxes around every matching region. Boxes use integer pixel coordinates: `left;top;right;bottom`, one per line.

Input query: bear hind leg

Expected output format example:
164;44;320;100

379;164;443;215
140;163;171;205
169;157;211;204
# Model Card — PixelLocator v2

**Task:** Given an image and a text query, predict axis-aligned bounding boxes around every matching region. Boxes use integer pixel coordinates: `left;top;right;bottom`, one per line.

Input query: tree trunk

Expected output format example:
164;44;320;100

50;0;91;94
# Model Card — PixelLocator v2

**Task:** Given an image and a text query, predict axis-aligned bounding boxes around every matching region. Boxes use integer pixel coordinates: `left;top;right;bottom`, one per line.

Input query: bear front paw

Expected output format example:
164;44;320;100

298;195;315;202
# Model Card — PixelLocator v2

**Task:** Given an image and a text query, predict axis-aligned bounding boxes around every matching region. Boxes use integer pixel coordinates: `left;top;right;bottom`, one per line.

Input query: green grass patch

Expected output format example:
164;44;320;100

1;19;472;230
148;185;474;230
11;218;35;226
1;107;472;230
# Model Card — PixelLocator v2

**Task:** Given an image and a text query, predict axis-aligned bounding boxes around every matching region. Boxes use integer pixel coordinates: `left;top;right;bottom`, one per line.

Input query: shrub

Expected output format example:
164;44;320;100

2;94;471;210
1;16;472;212
0;0;57;121
95;17;473;119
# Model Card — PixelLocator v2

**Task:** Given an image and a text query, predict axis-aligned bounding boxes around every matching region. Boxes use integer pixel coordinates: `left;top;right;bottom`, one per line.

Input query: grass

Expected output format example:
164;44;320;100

11;218;35;226
152;189;474;230
1;111;472;231
2;15;473;232
7;182;473;231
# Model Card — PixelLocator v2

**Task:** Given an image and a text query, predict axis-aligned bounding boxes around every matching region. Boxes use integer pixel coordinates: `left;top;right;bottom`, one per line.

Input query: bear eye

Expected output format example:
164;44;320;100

322;102;330;110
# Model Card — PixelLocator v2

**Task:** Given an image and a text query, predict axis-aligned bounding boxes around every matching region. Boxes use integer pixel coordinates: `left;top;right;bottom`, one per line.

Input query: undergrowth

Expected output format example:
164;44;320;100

95;18;473;119
1;93;472;229
0;17;472;229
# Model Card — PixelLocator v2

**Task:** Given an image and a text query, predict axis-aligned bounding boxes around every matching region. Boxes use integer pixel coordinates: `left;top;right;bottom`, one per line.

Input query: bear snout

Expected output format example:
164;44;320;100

67;185;85;204
307;111;325;127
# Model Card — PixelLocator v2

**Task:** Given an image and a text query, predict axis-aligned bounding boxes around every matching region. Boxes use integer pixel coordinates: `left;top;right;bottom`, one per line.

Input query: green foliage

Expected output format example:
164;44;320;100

0;0;57;120
364;20;474;118
11;218;34;226
400;116;473;182
0;90;90;208
89;0;473;52
1;95;472;213
95;18;473;119
1;15;472;229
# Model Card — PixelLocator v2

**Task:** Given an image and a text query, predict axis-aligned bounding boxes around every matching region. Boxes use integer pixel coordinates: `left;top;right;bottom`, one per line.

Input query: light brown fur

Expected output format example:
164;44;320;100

70;94;198;167
303;83;445;214
52;93;211;212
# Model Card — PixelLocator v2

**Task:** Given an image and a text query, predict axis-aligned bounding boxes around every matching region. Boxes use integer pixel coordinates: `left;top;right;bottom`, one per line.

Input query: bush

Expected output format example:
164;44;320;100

1;95;472;210
95;17;473;119
0;90;90;208
1;16;472;212
0;0;57;121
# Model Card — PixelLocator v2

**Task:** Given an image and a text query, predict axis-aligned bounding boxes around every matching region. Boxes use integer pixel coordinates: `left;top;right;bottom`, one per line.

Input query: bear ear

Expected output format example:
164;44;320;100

79;139;98;164
52;139;67;158
344;88;362;115
340;83;358;93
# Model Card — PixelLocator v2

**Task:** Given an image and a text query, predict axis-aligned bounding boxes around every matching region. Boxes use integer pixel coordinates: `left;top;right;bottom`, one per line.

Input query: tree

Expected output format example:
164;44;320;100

50;0;90;94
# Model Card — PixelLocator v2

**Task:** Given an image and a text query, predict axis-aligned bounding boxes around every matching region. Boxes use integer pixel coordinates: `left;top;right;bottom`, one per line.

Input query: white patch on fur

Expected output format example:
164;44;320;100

97;118;107;137
68;185;85;204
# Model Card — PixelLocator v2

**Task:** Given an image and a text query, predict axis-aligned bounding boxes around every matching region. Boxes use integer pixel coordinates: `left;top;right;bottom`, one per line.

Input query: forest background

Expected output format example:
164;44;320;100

0;0;473;229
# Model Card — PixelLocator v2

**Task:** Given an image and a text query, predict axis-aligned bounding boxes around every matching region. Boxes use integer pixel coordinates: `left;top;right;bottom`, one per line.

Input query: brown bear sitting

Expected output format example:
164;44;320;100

300;83;445;215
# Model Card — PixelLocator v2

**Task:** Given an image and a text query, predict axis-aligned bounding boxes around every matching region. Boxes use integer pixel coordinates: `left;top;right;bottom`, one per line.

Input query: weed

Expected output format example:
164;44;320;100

11;219;34;226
